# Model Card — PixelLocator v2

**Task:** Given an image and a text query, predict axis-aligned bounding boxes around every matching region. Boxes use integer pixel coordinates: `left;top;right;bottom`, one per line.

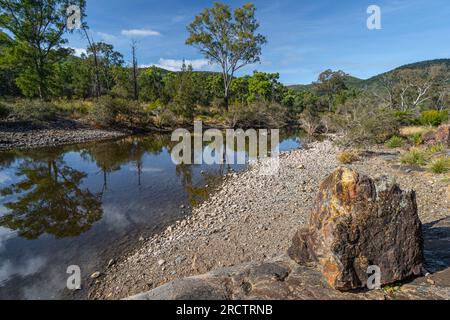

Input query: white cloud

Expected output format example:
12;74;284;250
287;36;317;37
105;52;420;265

0;227;15;254
0;256;46;286
97;32;118;42
121;29;161;37
146;58;212;71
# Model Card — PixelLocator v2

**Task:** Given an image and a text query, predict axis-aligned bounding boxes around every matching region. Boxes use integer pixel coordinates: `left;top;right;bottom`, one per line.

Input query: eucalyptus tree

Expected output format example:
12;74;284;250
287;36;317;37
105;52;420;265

186;2;267;111
0;0;87;99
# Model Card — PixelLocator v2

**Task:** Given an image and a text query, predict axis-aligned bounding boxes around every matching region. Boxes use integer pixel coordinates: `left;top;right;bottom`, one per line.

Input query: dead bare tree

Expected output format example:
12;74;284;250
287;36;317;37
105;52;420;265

82;27;101;98
131;40;139;101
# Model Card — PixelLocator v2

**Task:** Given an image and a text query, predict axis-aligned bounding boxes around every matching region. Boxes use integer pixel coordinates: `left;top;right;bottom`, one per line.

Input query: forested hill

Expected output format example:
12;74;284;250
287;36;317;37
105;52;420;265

289;58;450;91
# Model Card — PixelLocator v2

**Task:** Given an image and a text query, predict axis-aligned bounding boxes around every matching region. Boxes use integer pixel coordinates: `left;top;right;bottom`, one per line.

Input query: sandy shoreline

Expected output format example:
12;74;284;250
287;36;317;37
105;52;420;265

89;139;449;300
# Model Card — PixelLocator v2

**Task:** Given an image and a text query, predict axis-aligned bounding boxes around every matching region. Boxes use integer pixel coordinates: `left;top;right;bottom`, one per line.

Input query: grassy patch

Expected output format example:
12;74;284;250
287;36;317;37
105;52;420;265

426;144;445;155
400;126;430;137
400;148;429;166
385;136;404;148
427;157;450;174
408;133;423;146
337;150;360;164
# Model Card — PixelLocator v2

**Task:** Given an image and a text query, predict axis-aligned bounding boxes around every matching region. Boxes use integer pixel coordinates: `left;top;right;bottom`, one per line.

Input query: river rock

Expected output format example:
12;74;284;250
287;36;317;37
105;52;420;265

127;254;449;300
288;167;424;291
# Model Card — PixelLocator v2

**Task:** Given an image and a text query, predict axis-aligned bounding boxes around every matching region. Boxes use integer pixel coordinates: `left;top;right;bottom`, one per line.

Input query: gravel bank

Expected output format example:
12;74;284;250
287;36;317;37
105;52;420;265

90;140;340;299
0;120;127;151
90;140;450;300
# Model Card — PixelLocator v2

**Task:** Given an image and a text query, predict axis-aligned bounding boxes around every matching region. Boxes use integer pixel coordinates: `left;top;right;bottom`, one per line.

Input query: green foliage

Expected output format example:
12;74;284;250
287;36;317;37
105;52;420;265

385;136;404;148
335;95;400;146
154;108;177;128
88;96;120;126
228;100;287;128
427;157;450;174
247;72;284;103
138;67;164;102
10;100;59;121
315;69;348;111
400;148;429;166
88;96;151;127
394;110;417;126
0;0;87;99
186;2;267;109
418;110;449;126
408;133;423;146
427;143;445;155
0;101;11;119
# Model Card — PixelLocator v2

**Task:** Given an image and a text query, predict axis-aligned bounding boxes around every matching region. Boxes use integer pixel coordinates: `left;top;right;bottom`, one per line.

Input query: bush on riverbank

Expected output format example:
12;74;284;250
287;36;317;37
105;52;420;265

418;110;449;126
336;107;400;146
88;96;153;128
228;100;288;128
0;102;10;119
5;100;59;122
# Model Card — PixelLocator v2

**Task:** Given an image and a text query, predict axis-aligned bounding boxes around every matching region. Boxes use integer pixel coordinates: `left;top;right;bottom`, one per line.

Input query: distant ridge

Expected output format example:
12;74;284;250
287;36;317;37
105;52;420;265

288;58;450;91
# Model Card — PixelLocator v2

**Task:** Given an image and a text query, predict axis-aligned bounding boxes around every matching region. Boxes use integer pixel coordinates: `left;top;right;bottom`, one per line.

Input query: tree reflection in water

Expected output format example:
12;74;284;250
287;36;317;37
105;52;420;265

0;150;103;240
0;130;303;241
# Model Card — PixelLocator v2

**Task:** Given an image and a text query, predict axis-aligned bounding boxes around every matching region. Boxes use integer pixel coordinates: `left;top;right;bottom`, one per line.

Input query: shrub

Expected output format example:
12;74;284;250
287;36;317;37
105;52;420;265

11;100;59;121
299;109;321;136
0;102;11;119
394;110;416;126
400;148;428;166
88;96;118;126
408;133;423;146
385;136;404;148
427;157;450;174
55;100;91;116
229;100;287;128
154;108;177;128
337;150;359;164
338;108;400;145
418;110;449;127
147;99;163;111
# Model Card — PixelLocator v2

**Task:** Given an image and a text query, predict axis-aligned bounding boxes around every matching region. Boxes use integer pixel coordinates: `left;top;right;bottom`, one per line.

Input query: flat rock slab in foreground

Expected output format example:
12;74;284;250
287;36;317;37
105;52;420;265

128;255;449;300
288;167;424;291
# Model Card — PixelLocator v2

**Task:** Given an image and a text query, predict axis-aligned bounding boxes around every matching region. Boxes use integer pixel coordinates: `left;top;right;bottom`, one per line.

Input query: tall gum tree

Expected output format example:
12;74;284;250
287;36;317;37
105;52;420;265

0;0;86;99
186;2;267;111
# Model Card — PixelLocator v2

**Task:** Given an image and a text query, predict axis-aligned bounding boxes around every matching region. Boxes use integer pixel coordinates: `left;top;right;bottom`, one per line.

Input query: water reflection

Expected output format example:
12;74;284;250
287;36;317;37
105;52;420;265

0;154;103;239
0;130;303;299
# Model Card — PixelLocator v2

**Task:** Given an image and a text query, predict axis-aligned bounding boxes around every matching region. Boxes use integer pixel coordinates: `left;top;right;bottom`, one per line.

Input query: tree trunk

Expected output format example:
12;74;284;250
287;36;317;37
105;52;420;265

224;95;229;112
132;43;139;101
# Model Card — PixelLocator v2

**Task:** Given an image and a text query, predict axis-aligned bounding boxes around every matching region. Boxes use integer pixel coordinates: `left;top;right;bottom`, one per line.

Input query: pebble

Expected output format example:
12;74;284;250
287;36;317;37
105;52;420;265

157;259;166;266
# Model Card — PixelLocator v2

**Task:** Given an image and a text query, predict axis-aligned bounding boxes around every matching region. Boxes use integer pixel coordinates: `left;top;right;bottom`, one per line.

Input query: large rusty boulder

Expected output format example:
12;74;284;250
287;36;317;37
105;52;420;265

288;168;424;291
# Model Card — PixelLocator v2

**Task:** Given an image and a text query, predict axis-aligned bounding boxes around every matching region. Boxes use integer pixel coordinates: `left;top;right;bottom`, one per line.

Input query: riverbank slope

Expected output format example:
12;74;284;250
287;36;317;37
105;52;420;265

0;119;128;151
89;139;450;299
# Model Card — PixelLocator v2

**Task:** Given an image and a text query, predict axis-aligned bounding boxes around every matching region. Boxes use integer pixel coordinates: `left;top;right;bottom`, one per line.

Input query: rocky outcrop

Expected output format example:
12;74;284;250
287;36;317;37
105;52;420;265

128;254;449;300
126;168;449;301
423;124;450;146
288;168;424;291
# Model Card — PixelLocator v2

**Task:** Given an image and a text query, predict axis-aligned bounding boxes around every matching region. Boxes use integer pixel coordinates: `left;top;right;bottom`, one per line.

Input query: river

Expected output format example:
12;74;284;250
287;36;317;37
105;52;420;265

0;130;303;299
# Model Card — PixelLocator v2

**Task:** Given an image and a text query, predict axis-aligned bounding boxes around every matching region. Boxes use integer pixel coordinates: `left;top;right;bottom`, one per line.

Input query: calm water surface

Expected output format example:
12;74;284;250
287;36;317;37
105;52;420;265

0;131;303;299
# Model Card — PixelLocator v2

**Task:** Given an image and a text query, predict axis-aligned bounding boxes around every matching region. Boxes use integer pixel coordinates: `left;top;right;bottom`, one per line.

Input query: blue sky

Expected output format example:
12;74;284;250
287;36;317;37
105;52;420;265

67;0;450;85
